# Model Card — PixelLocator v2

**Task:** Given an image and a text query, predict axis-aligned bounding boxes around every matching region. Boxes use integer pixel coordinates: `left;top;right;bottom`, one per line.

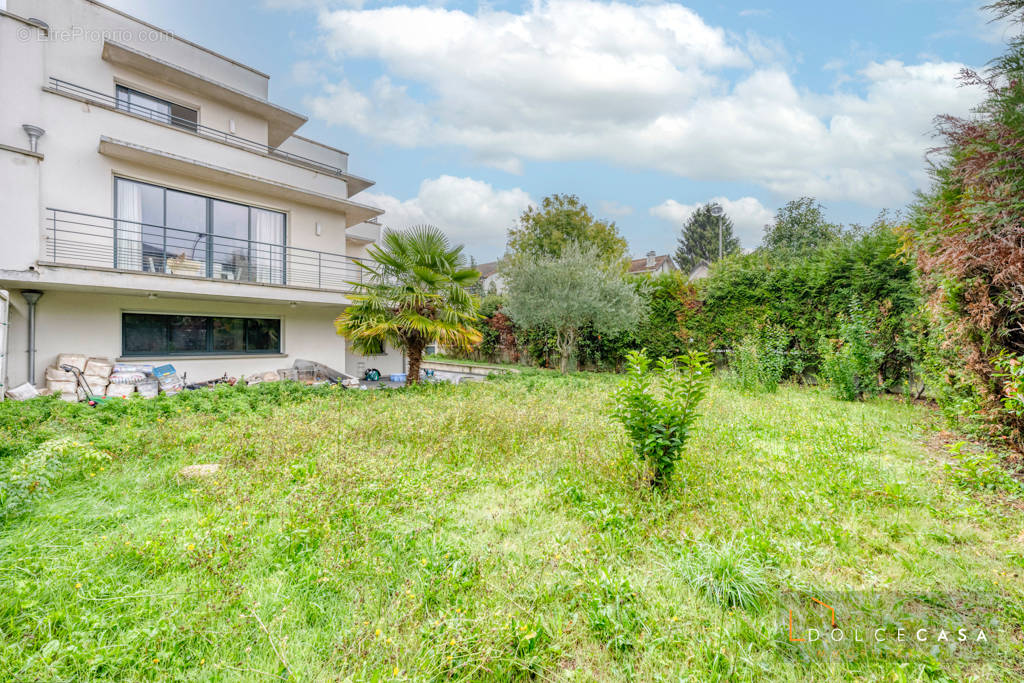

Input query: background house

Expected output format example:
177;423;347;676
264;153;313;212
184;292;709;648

475;261;506;294
628;251;678;276
0;0;405;391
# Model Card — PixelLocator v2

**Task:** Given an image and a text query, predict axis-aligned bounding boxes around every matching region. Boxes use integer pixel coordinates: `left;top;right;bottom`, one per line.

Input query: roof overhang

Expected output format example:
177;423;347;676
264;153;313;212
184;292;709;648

98;136;384;226
102;40;307;147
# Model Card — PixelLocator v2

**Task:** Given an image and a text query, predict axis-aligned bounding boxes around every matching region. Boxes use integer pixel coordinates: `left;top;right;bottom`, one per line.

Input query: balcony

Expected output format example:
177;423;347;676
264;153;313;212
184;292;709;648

48;78;349;179
42;209;368;293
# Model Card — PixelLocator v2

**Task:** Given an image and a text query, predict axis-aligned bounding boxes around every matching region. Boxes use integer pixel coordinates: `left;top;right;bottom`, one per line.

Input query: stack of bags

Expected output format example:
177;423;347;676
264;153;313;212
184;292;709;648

107;363;154;398
45;354;114;401
83;357;113;396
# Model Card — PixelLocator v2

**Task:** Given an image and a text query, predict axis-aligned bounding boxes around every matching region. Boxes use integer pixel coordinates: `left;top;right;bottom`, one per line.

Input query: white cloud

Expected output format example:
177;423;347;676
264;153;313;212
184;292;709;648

598;200;634;216
650;196;774;248
307;0;982;207
361;176;533;259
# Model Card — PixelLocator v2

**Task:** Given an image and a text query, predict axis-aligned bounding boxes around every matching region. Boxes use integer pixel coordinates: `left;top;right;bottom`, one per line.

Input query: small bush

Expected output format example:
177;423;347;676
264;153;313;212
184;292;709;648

729;324;788;393
612;349;712;488
817;304;882;401
0;437;110;518
944;441;1022;494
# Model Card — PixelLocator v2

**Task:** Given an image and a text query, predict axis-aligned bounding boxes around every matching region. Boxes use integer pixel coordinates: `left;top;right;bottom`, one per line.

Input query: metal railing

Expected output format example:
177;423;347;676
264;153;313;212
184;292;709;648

44;208;368;292
48;78;350;178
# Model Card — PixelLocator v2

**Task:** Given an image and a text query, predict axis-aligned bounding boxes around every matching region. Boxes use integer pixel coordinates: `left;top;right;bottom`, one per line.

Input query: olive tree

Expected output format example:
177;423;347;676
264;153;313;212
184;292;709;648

504;244;643;373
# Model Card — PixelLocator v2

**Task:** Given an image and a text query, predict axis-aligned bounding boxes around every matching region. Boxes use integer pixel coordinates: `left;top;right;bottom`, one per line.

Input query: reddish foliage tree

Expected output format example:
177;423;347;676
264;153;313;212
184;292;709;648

913;14;1024;447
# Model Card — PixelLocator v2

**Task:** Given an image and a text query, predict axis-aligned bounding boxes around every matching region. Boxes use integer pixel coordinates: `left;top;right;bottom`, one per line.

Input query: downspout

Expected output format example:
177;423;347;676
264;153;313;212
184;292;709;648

20;290;43;385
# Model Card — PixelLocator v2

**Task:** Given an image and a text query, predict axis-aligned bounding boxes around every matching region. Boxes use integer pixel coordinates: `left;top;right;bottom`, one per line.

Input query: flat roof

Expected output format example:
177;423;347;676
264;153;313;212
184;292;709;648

86;0;270;79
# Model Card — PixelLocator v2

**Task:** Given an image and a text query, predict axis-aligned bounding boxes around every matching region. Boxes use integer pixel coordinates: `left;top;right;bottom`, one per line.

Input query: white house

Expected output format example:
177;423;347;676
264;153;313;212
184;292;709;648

475;261;506;294
0;0;406;393
628;251;678;276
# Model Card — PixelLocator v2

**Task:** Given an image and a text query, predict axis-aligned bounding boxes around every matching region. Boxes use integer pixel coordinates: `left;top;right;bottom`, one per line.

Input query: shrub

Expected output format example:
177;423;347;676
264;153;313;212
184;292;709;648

729;324;788;393
817;304;882;401
0;437;110;518
944;441;1022;494
611;349;712;488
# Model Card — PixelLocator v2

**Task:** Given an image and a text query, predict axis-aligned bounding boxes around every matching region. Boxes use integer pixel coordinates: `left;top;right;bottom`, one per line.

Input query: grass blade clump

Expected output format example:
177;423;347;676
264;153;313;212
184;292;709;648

684;542;768;612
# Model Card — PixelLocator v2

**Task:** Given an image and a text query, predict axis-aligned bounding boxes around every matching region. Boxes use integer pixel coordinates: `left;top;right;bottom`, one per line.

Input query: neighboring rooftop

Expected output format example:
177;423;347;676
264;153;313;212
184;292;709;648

628;251;677;274
475;261;500;278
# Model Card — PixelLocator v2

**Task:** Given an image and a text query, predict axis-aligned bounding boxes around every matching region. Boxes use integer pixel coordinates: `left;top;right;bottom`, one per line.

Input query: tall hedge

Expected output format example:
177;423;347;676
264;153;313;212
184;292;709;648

686;224;919;386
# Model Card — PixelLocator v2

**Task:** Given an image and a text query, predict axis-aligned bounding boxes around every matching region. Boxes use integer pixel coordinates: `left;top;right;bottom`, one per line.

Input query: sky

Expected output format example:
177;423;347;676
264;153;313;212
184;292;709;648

101;0;1012;262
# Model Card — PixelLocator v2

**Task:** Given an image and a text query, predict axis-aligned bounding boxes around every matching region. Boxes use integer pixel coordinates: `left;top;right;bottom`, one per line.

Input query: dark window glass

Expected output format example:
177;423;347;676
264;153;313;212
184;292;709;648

116;86;198;132
122;314;166;355
169;316;208;353
212;317;245;353
212;201;249;282
165;190;207;276
245;318;280;353
123;313;279;356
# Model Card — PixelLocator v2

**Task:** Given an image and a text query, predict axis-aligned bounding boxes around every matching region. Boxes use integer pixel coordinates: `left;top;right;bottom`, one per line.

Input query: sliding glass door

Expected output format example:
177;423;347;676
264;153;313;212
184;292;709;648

114;178;286;284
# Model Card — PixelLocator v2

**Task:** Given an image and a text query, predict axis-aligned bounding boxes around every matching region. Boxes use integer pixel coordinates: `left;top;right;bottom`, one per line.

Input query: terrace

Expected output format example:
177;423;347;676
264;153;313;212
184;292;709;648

41;208;369;293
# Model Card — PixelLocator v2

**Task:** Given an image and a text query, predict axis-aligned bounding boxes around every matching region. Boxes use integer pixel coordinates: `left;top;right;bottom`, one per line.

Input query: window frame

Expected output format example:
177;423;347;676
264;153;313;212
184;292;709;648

121;312;282;357
115;85;199;132
113;177;287;282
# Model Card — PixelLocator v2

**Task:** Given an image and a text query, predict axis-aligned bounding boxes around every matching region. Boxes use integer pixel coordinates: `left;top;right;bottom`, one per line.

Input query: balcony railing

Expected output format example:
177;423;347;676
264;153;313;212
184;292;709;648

48;78;350;178
44;208;367;292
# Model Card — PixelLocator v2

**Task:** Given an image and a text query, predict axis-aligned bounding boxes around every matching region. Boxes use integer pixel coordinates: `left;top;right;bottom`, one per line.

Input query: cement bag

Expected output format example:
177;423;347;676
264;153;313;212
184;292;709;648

137;379;159;399
113;363;154;375
46;379;78;395
59;391;82;403
83;375;109;395
45;366;75;382
84;358;114;378
109;372;146;385
56;353;88;371
106;383;135;398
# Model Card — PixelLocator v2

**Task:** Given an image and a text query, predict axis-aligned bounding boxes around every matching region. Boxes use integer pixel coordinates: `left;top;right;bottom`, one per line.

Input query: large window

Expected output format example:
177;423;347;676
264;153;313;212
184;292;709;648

122;313;281;356
114;178;286;284
116;85;198;132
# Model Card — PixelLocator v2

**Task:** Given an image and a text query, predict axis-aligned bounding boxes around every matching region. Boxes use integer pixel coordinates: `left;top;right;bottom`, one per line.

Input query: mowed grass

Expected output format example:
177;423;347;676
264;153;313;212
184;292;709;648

1;373;1023;681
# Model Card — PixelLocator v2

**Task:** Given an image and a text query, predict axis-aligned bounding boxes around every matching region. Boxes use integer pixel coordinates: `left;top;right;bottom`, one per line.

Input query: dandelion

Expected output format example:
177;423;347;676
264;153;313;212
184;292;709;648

420;558;428;566
75;582;82;589
152;658;159;664
393;667;400;676
187;543;195;551
375;628;382;636
200;659;205;665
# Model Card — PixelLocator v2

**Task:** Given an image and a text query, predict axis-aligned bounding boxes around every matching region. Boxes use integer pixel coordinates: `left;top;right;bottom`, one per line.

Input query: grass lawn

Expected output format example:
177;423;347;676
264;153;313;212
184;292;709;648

1;373;1022;680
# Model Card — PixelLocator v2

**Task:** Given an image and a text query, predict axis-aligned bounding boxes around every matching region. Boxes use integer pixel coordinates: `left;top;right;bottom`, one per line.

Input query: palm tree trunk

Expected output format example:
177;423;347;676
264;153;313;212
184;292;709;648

406;342;424;386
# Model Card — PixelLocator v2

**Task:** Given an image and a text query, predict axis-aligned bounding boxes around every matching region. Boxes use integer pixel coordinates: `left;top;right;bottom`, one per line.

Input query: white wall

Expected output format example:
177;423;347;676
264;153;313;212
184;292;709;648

4;288;405;387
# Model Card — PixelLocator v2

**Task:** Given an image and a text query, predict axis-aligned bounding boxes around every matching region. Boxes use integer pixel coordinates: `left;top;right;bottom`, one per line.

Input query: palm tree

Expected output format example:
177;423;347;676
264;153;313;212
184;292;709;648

335;225;482;385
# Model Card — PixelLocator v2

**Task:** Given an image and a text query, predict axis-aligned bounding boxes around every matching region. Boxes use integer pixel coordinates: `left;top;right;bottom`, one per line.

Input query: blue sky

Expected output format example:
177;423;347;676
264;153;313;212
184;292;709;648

105;0;1008;261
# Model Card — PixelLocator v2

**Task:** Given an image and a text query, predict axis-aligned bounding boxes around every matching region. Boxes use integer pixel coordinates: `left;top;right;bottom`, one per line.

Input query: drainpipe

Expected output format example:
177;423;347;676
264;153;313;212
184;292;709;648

20;290;43;385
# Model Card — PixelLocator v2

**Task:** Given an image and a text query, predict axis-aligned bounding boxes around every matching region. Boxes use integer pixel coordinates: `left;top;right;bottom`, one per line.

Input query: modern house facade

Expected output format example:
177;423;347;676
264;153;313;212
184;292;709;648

0;0;405;393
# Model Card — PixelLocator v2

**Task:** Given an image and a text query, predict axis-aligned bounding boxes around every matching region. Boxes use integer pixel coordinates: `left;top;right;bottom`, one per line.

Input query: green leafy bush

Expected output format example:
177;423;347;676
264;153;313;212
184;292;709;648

944;441;1022;494
729;324;789;393
611;349;712;488
0;437;110;518
686;221;918;387
817;304;883;401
